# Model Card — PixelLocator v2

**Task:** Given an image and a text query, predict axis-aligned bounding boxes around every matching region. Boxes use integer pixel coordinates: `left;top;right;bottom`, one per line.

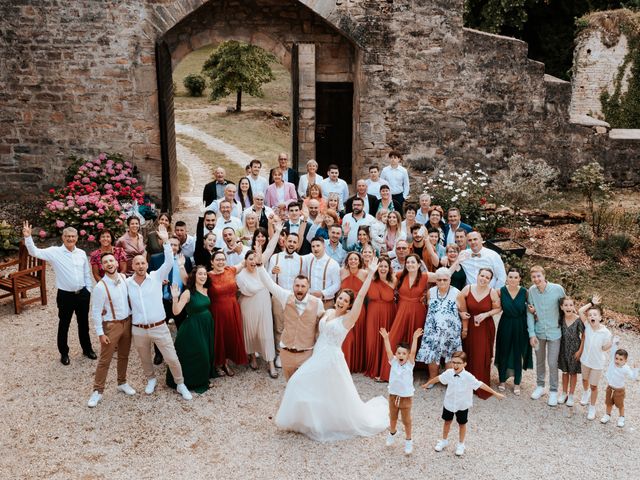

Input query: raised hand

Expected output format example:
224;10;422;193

177;253;186;267
413;328;424;339
368;256;379;274
379;328;389;339
591;293;602;305
157;224;169;242
342;221;351;235
170;283;180;299
22;220;32;238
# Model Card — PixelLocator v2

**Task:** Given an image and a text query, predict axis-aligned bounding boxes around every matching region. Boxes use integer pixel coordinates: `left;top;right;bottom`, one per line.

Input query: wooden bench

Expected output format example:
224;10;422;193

0;240;47;314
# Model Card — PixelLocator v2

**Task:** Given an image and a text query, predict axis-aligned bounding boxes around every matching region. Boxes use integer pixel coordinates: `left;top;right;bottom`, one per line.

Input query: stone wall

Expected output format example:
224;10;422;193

0;0;638;206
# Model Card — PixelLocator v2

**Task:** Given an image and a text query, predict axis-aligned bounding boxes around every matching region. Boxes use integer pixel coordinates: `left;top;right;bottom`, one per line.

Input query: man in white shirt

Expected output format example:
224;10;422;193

247;159;268;196
325;224;347;265
268;231;305;366
303;237;341;309
214;200;242;248
208;184;242;218
320;164;350;212
342;197;375;247
87;252;135;408
459;231;506;288
366;164;389;199
23;221;95;365
221;227;249;266
415;193;432;225
381;151;410;208
126;228;192;400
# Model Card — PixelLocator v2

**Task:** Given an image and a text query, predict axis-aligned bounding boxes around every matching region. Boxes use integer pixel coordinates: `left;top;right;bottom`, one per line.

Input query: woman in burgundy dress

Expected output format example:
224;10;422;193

458;267;502;399
208;250;247;376
340;252;368;373
363;255;397;380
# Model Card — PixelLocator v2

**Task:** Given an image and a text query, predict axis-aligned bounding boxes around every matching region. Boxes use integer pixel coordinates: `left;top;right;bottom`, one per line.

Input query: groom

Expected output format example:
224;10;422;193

257;267;324;380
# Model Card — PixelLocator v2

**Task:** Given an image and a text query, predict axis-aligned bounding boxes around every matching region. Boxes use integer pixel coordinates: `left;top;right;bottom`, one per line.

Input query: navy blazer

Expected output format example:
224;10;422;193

443;221;473;239
202;180;234;208
344;194;380;217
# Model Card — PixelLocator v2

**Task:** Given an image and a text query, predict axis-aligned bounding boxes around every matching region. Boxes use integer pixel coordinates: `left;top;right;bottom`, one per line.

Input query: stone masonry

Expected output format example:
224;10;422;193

0;0;638;209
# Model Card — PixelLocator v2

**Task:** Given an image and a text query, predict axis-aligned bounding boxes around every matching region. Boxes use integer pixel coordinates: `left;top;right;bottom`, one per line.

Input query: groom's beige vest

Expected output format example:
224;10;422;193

281;294;320;350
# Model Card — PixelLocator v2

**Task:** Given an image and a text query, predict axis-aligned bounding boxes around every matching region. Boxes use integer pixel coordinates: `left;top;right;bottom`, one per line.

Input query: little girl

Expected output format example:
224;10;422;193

557;297;584;407
578;294;613;420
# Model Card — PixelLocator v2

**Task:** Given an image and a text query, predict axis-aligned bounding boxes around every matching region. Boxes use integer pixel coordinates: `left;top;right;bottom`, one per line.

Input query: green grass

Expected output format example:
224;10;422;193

176;134;247;184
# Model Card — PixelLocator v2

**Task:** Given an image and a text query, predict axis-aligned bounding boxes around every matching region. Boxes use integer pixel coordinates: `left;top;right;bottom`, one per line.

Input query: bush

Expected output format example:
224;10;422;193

183;74;206;97
0;219;20;255
42;153;147;241
591;233;634;262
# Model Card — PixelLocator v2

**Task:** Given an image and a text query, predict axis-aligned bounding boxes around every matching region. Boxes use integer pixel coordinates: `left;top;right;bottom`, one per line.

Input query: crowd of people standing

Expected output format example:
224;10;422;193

20;150;637;436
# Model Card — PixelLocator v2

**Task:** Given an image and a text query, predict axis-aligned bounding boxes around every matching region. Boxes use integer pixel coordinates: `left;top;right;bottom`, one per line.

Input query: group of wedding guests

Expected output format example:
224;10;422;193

20;151;637;431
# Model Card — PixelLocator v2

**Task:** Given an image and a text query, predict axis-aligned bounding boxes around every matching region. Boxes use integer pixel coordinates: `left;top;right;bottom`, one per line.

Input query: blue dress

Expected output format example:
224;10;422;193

416;286;462;363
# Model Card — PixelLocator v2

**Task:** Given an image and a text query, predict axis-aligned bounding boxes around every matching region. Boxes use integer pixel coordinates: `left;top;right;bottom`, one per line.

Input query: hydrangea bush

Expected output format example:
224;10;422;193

41;153;146;241
423;163;507;238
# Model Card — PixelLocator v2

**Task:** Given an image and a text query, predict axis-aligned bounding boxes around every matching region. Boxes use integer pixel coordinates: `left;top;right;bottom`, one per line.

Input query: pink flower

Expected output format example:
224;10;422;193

97;222;104;230
55;220;65;228
82;177;90;184
79;229;86;236
98;153;107;161
87;235;95;242
97;209;105;215
38;230;47;239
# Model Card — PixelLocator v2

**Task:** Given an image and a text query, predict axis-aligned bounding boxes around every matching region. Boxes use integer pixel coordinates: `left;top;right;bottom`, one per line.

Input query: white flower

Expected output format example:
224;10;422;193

450;195;459;202
480;216;486;221
474;163;481;167
455;188;461;192
461;192;467;197
480;182;487;187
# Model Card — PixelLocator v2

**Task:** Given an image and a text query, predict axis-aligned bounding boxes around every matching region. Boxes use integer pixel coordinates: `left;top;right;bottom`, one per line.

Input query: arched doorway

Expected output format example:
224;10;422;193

155;0;357;211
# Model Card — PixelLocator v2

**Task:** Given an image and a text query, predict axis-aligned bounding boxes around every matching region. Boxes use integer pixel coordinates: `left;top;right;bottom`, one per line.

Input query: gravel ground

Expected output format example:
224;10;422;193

0;267;638;480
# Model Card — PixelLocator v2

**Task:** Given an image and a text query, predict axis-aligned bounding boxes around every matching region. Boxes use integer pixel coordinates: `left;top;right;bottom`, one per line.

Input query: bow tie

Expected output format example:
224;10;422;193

471;253;481;258
224;220;232;224
284;254;294;259
294;299;306;306
454;374;460;377
226;251;235;255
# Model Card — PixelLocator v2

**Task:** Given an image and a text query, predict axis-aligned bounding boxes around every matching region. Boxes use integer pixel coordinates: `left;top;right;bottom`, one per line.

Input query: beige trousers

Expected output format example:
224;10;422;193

132;323;184;385
272;296;285;353
280;348;313;380
93;318;132;393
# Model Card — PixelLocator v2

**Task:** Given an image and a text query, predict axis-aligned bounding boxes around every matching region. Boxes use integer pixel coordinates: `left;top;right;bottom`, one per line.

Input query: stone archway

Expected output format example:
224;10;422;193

153;0;358;211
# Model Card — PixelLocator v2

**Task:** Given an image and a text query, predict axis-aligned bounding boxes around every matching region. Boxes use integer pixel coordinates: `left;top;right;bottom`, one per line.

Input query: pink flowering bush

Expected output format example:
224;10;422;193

42;153;146;240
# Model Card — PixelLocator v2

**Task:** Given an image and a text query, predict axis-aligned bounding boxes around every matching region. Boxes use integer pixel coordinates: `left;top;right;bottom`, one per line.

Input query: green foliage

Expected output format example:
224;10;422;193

570;162;610;234
0;219;20;255
202;41;276;111
183;73;206;97
464;0;541;33
591;233;634;261
600;13;640;127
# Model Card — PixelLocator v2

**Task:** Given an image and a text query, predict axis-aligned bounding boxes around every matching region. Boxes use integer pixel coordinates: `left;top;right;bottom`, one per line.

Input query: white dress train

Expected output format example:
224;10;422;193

275;313;389;442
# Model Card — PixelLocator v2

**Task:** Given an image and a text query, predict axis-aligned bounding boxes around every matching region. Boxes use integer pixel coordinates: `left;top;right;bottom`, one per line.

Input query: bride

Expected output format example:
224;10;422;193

275;257;389;442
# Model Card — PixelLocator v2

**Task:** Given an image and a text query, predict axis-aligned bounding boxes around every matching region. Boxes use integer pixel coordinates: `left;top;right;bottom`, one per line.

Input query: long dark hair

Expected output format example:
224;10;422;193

397;253;423;290
237;176;254;207
374;255;394;283
251;227;269;249
187;265;210;293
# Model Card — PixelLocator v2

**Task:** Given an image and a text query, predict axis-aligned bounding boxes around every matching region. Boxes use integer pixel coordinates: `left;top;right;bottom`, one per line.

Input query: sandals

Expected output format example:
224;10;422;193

498;383;506;392
249;356;258;371
513;386;521;396
269;369;279;379
222;364;235;377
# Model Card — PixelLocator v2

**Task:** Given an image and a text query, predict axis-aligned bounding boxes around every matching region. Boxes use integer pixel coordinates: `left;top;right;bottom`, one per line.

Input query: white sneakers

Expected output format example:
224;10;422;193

580;390;591;406
530;386;545;400
404;440;413;455
587;405;596;420
385;432;396;446
274;355;282;368
565;394;575;407
434;439;449;452
455;443;466;456
547;392;558;407
145;378;158;395
176;383;193;400
617;417;625;428
117;383;136;396
557;393;567;404
87;391;102;408
600;414;610;424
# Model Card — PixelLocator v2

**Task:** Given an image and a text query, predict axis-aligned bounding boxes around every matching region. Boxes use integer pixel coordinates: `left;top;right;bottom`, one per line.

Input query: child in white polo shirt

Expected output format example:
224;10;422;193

380;327;423;455
423;351;504;456
600;336;639;427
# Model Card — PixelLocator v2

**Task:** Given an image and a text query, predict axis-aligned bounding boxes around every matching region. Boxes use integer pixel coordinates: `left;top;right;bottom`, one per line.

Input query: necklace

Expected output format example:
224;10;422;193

436;286;450;301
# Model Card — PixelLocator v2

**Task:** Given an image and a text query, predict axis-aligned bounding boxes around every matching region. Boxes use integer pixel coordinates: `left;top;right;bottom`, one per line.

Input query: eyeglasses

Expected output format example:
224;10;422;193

396;247;408;250
436;279;449;282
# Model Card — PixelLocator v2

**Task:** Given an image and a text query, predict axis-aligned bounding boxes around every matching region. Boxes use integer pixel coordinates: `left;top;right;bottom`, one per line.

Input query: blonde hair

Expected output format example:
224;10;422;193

530;265;545;275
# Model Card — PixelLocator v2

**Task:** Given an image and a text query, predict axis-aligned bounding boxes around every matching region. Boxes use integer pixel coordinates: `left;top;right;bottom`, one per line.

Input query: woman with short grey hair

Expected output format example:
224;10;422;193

298;159;323;198
416;267;466;384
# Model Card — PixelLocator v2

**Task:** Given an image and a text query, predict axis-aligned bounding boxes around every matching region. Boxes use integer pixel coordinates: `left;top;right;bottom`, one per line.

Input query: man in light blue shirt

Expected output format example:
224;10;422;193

325;225;347;266
527;265;565;406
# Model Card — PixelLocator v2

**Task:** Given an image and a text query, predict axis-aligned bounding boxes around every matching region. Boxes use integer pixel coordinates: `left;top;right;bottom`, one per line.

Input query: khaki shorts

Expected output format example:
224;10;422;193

605;386;625;409
389;395;413;426
581;365;602;386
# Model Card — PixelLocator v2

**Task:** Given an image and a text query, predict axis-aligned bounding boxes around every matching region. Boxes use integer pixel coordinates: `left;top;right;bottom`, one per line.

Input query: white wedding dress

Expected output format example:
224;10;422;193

275;313;389;442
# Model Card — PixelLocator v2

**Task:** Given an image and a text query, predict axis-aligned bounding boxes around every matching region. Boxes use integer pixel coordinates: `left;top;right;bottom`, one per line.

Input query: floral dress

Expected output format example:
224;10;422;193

558;318;583;374
416;286;462;363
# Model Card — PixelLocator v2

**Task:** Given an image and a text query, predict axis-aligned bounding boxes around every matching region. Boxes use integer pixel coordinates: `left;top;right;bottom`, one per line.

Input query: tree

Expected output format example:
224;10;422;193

202;41;276;112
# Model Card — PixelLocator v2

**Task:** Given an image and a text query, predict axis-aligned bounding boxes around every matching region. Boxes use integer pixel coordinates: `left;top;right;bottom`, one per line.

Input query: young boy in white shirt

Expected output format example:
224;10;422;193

380;327;423;455
601;336;639;427
423;351;504;456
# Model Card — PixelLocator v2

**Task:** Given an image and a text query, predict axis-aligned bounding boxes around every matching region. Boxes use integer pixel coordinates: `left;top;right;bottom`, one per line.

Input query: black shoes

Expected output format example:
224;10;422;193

60;355;70;365
83;350;97;360
153;352;163;365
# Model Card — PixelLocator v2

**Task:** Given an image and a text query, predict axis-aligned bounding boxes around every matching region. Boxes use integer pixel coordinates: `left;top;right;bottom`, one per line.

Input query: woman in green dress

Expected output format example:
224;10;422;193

494;268;533;395
167;265;215;394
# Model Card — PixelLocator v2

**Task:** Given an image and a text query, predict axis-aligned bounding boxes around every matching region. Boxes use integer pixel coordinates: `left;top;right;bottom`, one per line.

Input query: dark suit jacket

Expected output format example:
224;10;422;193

283;220;313;255
443;221;473;238
202;180;234;208
344;194;380;216
269;167;299;188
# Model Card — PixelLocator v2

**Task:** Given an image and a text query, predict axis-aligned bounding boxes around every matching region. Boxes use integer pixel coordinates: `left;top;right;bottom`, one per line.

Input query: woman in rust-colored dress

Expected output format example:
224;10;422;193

363;256;397;380
378;254;429;382
340;252;368;373
208;250;247;377
458;267;502;399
